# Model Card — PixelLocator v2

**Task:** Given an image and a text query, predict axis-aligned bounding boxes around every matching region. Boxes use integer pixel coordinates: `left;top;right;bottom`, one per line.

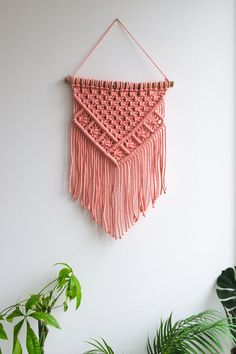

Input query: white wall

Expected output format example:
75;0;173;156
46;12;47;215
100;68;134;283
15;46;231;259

0;1;235;353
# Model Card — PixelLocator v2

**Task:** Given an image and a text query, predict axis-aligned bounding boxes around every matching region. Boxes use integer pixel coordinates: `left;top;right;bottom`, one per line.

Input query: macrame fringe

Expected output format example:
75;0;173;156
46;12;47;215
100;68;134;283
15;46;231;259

69;124;166;239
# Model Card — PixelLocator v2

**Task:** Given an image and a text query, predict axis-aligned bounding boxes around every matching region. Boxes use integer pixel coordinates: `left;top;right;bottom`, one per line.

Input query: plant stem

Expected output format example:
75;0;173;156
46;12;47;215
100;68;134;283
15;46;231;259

0;276;66;317
51;285;67;307
50;304;64;310
38;320;49;353
0;299;28;316
0;279;58;317
37;283;67;351
38;274;69;296
38;278;58;295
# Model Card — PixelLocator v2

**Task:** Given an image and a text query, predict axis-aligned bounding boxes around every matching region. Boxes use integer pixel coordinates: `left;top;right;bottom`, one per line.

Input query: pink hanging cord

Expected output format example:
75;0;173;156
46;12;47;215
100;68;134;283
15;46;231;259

71;18;171;84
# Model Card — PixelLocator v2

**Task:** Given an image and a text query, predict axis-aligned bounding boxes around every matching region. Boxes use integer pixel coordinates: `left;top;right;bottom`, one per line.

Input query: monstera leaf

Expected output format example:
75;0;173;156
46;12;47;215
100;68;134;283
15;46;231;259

217;266;236;347
217;267;236;314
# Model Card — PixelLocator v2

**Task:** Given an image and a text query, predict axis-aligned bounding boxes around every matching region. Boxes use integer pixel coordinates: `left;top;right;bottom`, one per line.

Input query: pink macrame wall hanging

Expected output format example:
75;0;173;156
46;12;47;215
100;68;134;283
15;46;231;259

65;19;174;239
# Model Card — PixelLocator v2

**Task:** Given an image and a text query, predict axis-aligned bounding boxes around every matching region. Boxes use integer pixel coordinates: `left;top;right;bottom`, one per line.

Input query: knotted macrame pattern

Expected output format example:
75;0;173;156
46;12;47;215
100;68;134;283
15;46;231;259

68;76;172;238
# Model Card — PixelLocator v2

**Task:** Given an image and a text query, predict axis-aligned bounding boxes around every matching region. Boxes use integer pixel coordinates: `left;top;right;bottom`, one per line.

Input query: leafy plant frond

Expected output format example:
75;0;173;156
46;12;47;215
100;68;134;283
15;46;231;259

84;338;115;354
86;311;234;354
147;310;234;354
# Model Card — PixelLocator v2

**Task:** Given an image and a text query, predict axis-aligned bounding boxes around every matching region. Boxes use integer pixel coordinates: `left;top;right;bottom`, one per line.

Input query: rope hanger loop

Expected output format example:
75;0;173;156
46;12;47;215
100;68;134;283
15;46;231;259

65;18;174;87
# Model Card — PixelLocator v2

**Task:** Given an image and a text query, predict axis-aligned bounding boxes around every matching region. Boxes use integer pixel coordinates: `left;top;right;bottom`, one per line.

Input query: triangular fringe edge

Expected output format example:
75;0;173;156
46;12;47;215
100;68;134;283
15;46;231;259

69;124;166;239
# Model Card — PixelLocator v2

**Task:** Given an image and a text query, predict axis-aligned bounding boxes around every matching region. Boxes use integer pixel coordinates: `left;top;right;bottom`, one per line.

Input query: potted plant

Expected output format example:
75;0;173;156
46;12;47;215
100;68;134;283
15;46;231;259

85;310;235;353
217;266;236;354
0;262;82;354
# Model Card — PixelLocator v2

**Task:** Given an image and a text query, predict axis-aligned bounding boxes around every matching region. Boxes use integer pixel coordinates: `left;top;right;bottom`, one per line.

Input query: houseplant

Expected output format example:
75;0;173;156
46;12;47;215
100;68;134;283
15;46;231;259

0;262;82;354
85;310;235;354
216;266;236;354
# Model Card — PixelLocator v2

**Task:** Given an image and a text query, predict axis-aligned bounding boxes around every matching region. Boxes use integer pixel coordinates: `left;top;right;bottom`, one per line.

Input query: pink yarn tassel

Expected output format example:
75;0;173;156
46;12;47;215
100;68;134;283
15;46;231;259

69;123;166;239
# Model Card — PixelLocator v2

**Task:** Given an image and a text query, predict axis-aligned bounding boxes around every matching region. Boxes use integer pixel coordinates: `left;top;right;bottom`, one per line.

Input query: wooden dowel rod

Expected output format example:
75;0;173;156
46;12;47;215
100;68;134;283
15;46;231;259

65;76;174;87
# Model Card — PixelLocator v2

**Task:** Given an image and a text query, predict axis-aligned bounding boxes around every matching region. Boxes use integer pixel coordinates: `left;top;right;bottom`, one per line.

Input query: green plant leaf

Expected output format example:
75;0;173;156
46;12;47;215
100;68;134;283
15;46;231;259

63;301;68;312
6;308;24;323
216;266;236;342
85;338;115;354
26;322;41;354
65;274;82;308
12;319;24;353
217;267;236;311
146;338;154;354
13;339;23;354
71;275;82;309
26;295;41;313
66;276;76;300
30;312;60;329
54;263;72;271
57;268;71;290
59;268;71;278
0;323;7;340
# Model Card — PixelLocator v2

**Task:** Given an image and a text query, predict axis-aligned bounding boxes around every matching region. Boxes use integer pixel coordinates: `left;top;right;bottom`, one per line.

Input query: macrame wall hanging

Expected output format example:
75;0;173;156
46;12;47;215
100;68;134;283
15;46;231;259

65;18;174;239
